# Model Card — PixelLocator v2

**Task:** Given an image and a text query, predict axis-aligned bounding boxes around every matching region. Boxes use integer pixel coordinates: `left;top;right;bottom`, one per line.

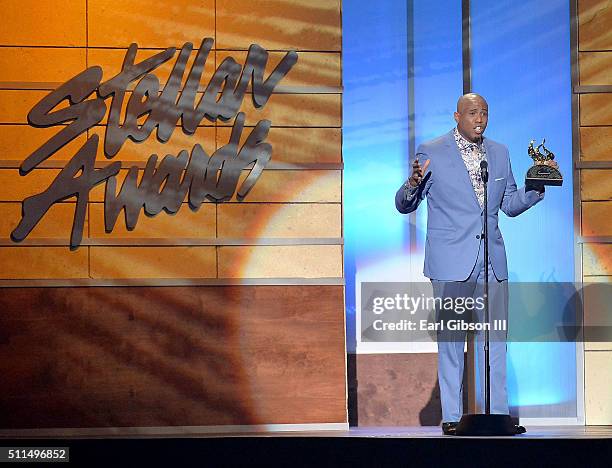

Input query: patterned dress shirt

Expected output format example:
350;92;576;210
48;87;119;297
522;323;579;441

453;127;487;209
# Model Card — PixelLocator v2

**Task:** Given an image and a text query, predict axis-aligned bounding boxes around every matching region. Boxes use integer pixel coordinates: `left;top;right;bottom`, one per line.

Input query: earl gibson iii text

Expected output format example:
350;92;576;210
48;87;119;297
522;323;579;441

10;38;298;249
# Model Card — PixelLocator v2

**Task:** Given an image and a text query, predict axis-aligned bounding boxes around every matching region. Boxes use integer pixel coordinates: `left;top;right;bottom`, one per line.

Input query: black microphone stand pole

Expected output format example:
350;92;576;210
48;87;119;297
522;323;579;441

455;159;516;436
483;160;491;415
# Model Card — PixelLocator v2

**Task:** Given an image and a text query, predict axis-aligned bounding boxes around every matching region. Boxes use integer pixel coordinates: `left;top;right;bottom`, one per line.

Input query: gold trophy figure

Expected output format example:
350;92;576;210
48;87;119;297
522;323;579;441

526;139;563;187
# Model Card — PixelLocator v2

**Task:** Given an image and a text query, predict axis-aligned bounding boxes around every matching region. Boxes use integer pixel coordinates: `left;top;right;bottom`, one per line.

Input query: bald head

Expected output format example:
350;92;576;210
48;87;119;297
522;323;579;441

454;93;488;143
456;93;488;113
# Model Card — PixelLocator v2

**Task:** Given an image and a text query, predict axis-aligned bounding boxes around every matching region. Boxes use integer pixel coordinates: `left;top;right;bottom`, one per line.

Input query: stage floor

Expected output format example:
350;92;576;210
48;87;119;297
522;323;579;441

1;425;611;440
0;426;609;466
254;425;612;439
0;425;612;441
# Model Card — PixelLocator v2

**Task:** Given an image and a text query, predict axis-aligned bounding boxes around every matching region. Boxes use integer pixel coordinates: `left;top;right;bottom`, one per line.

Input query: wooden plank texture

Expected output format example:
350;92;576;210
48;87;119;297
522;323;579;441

0;126;88;166
579;51;612;85
0;285;346;428
0;90;51;124
89;203;216;239
0;202;86;240
89;246;217;278
581;170;612;201
0;0;86;47
217;93;342;127
88;47;216;86
88;0;215;49
87;169;342;203
0;47;86;84
578;0;612;51
218;245;342;278
584;244;612;276
582;201;612;236
585;351;612;424
217;127;342;165
216;0;341;51
580;94;612;126
215;51;341;89
218;203;341;238
580;127;612;161
0;247;88;279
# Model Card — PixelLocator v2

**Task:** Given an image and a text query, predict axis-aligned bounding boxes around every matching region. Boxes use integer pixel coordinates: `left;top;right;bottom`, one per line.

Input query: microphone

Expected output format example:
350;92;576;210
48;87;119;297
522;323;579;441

480;159;489;183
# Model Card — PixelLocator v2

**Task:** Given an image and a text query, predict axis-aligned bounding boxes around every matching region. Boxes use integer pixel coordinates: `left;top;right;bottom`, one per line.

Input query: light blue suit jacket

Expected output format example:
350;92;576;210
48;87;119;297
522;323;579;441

395;130;542;281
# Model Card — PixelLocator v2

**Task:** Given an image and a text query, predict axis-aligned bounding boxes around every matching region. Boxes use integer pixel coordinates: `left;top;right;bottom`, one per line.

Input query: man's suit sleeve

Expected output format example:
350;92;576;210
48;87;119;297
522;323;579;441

395;148;432;214
500;146;544;217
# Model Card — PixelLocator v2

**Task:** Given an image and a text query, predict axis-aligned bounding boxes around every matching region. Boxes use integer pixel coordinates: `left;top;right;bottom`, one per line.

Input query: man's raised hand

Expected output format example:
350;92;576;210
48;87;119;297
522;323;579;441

409;158;430;187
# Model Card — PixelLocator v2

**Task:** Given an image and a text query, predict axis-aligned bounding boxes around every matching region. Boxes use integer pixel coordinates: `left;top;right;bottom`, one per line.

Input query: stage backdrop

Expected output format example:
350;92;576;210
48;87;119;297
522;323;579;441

0;0;346;433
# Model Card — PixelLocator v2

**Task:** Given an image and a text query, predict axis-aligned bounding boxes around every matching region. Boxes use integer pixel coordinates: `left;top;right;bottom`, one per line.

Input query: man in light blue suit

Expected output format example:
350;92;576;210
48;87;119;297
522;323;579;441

395;93;549;435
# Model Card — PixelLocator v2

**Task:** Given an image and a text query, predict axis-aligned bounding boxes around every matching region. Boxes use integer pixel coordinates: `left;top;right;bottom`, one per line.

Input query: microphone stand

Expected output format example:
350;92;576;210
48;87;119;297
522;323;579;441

455;159;516;436
483;159;491;415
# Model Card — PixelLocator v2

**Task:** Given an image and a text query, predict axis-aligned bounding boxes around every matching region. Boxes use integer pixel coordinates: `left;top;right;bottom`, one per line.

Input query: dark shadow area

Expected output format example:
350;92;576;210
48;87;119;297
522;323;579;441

0;434;609;467
347;353;358;427
418;379;441;426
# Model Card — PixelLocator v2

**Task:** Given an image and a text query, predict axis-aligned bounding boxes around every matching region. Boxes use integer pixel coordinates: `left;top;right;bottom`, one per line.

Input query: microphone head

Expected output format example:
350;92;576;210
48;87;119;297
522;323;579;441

480;160;488;170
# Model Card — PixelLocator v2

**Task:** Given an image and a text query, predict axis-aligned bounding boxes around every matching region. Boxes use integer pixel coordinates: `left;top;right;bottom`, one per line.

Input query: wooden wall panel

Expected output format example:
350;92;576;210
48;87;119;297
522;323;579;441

0;286;346;428
0;203;85;239
0;169;341;203
582;201;612;236
0;247;88;279
218;245;342;278
0;0;345;431
349;353;442;426
579;52;612;85
218;203;341;238
215;51;342;89
0;169;60;201
216;0;341;51
91;126;215;164
585;351;612;424
216;127;342;165
0;0;86;47
580;94;612;125
94;92;341;135
578;0;612;51
88;0;216;48
583;245;612;276
88;48;216;86
0;47;86;83
87;169;342;203
0;91;50;123
580;170;612;201
580;127;612;161
583;281;612;351
90;246;217;278
236;170;342;203
578;0;612;426
218;93;342;127
89;203;216;239
0;126;87;165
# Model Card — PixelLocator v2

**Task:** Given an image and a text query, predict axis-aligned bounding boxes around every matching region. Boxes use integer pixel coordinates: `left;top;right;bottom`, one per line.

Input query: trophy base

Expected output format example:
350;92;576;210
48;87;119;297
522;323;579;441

526;165;563;186
526;176;563;187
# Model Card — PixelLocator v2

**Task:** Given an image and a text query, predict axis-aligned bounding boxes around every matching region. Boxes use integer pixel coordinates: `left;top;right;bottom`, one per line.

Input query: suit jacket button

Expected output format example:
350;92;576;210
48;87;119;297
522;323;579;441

476;234;481;239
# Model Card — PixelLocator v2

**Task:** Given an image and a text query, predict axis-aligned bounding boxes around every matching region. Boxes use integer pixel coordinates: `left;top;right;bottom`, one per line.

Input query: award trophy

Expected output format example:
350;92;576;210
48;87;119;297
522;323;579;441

526;139;563;186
